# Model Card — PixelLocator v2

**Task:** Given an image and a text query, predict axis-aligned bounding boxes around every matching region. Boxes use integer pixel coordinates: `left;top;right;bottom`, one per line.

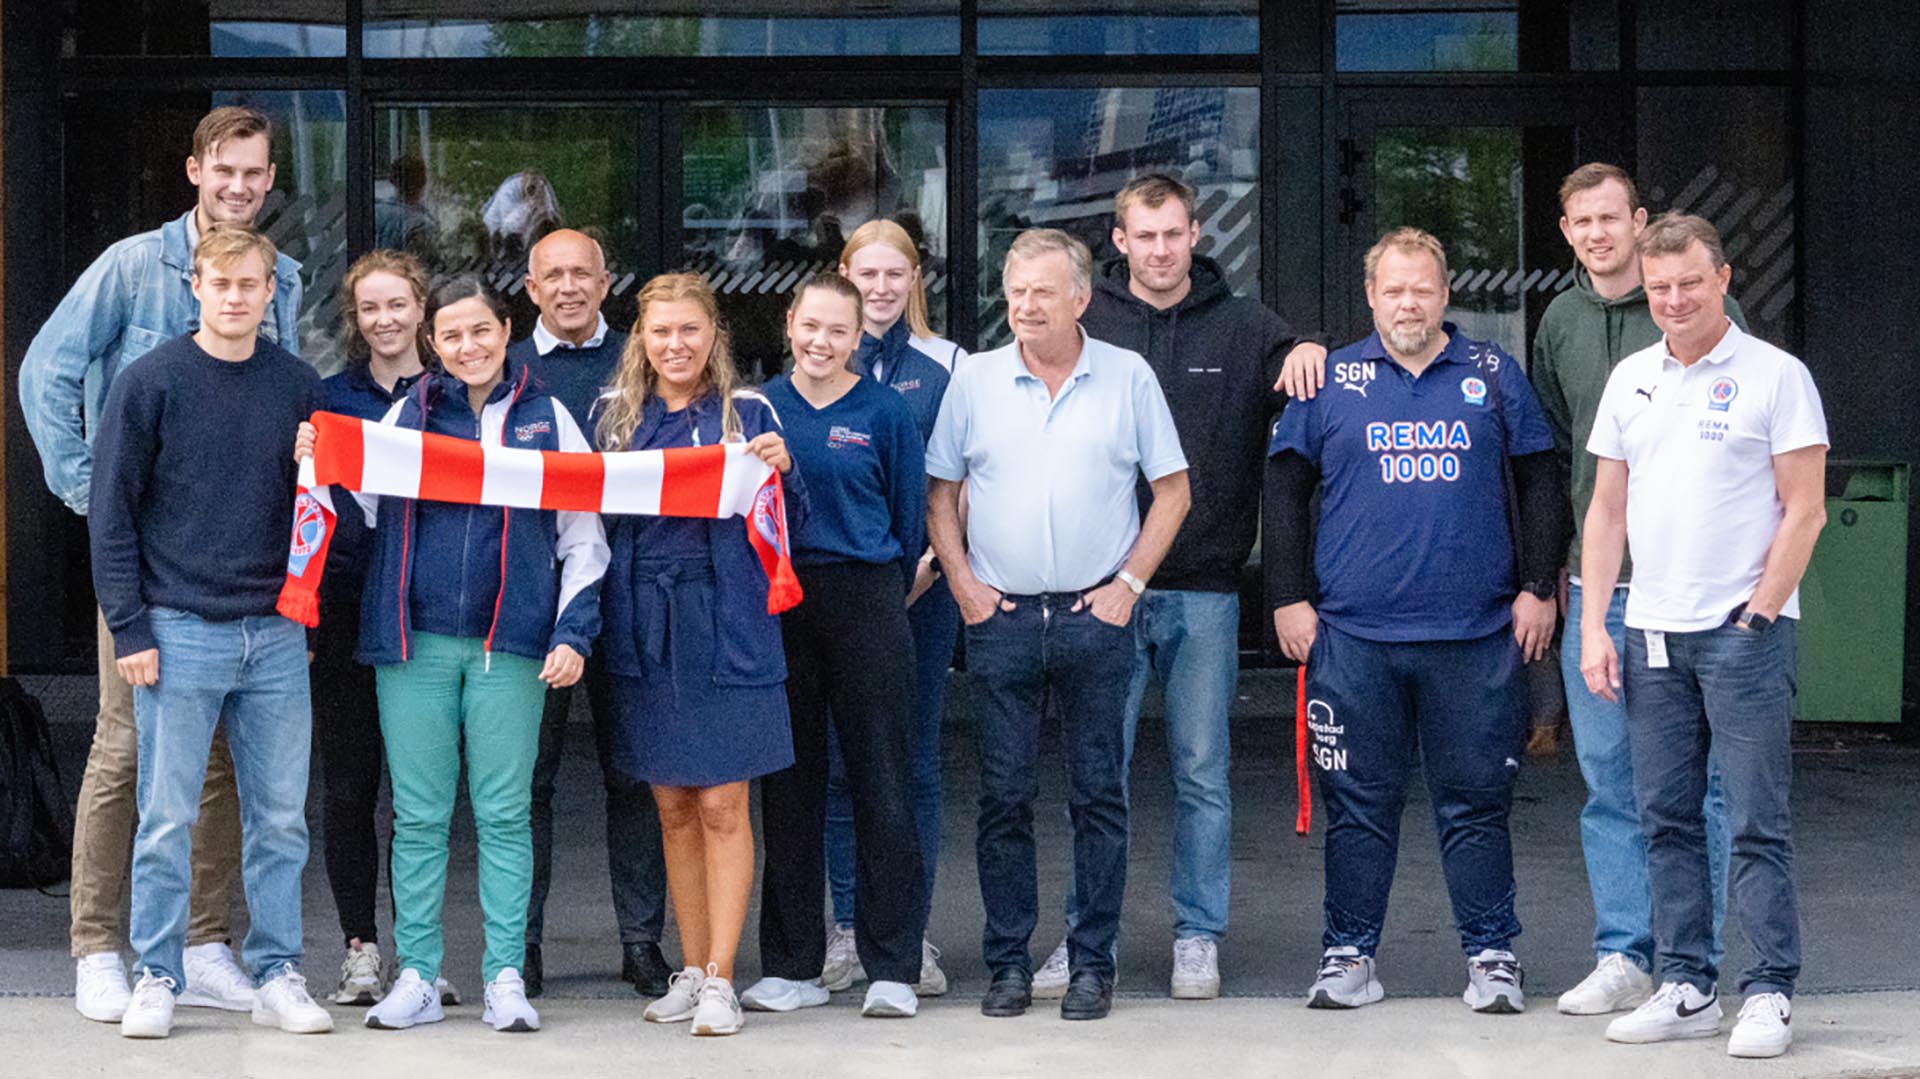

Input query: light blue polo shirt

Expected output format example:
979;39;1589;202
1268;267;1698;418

926;330;1187;595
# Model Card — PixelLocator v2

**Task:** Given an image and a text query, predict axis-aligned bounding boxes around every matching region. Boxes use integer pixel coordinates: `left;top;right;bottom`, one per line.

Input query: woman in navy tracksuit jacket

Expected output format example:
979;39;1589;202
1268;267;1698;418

320;275;609;1034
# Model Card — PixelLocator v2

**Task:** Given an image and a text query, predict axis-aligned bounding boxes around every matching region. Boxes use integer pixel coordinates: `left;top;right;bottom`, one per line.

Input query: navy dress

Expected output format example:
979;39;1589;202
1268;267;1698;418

603;399;795;787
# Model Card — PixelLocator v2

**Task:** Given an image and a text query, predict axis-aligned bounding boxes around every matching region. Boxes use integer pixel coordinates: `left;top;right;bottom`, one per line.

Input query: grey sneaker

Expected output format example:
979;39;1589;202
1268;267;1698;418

1463;949;1525;1014
914;939;948;997
821;924;865;992
332;942;387;1006
1032;939;1071;1000
645;966;706;1023
1170;937;1220;999
1306;947;1384;1009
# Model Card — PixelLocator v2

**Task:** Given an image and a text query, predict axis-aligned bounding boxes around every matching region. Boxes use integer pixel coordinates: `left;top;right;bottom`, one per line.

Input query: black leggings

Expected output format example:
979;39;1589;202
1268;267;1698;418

311;602;386;947
759;561;926;985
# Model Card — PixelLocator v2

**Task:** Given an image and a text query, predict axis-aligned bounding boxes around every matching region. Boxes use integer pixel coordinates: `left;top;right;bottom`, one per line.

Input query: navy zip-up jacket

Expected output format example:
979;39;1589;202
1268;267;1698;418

353;362;609;666
850;320;951;445
318;364;423;610
597;389;809;687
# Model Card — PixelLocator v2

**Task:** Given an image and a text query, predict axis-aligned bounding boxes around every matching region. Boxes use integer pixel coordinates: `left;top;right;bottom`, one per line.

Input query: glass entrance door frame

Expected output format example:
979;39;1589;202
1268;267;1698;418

1323;86;1628;363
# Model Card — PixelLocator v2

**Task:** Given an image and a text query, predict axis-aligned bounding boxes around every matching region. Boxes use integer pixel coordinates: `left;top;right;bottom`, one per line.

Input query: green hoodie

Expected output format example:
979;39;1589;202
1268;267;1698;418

1530;265;1746;581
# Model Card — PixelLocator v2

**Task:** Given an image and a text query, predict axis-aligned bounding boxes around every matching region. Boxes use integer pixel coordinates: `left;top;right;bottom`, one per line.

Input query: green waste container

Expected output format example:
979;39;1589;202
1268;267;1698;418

1795;459;1908;723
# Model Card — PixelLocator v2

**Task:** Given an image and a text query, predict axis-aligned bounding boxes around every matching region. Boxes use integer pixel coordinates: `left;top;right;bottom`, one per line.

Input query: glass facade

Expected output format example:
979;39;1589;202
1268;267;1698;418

2;1;1813;669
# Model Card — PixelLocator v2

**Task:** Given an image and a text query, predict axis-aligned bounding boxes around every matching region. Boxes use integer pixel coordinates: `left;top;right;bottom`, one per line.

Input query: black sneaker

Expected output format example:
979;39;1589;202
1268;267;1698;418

622;942;673;998
981;971;1033;1018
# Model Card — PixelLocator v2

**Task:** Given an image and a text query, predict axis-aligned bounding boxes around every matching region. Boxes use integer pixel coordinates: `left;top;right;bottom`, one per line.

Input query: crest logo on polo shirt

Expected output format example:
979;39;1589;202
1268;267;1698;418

1461;376;1488;407
1707;376;1738;412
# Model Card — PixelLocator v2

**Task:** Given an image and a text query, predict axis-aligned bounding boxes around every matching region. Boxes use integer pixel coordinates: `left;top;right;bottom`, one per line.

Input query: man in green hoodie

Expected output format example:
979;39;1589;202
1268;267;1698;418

1532;163;1741;1017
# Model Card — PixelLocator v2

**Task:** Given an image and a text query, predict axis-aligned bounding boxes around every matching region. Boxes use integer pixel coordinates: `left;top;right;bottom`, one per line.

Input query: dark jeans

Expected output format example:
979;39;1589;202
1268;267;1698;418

761;561;925;984
968;592;1133;982
1625;617;1801;998
825;573;959;925
526;649;667;946
311;602;386;947
1308;622;1528;957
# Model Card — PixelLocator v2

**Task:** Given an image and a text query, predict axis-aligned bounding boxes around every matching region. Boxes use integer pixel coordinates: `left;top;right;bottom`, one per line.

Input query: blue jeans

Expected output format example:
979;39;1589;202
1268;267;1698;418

1625;617;1801;998
968;593;1134;981
825;574;958;926
1064;588;1237;942
1309;622;1527;957
1561;583;1731;971
130;608;312;989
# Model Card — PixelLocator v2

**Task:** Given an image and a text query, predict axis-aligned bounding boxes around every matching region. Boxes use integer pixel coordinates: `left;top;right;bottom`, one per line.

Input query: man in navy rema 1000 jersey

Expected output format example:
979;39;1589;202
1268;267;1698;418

1263;227;1570;1016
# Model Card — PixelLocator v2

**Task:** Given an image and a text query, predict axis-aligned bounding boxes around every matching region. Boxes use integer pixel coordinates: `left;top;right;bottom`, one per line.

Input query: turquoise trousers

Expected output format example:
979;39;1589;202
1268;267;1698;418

376;632;546;982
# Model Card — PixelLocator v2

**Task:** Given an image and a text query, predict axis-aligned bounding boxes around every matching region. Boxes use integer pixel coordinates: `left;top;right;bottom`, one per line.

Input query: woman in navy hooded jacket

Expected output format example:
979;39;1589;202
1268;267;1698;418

596;272;801;1038
297;275;608;1035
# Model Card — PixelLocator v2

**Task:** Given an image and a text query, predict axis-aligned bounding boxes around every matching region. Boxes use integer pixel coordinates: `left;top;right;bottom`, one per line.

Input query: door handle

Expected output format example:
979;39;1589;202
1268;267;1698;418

1338;187;1365;225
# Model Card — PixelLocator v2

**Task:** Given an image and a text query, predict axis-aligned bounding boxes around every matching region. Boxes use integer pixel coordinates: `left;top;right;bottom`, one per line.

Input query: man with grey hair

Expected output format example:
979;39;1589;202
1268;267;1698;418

506;228;672;1001
1582;213;1826;1059
926;228;1190;1021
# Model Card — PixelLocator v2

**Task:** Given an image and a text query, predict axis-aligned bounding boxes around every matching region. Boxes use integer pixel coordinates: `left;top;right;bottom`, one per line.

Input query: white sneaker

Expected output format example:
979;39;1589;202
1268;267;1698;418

252;966;334;1034
332;942;387;1006
645;966;706;1023
1306;947;1385;1009
739;976;829;1012
914;939;949;997
1727;993;1792;1058
1558;953;1654;1015
481;968;540;1032
1033;938;1071;1000
365;969;444;1030
180;941;255;1011
1606;981;1723;1043
821;924;865;991
690;972;743;1037
862;980;918;1018
1463;949;1526;1014
120;971;177;1039
435;975;461;1006
75;952;132;1023
1171;937;1221;1000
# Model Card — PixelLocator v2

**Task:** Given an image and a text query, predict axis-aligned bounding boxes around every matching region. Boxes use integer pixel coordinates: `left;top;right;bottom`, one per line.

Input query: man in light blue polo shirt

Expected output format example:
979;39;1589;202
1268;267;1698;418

926;228;1189;1022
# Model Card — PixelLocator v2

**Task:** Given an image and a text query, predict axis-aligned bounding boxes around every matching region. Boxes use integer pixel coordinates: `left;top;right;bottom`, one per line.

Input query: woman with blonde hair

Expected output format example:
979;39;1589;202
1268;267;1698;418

598;272;803;1037
817;220;967;995
315;250;441;1009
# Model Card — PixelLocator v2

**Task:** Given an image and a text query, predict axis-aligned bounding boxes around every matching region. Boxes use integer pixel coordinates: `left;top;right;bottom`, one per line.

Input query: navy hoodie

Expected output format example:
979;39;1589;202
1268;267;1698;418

849;320;951;445
354;362;609;666
1080;255;1314;594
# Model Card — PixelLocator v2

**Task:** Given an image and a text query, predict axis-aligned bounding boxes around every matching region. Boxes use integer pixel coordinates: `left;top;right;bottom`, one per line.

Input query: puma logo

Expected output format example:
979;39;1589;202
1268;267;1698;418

1634;386;1656;403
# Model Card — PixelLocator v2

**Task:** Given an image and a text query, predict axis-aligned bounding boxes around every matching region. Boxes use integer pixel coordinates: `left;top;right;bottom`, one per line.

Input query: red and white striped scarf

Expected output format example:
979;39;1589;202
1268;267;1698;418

277;410;802;626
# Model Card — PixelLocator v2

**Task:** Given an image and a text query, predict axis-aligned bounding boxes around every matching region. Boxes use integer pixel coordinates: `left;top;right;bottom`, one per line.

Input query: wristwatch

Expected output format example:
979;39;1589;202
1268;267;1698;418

1115;570;1147;596
1735;608;1773;632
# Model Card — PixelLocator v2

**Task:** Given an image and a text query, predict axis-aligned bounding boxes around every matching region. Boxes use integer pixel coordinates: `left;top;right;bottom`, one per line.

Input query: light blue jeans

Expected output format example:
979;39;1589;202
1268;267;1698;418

130;608;312;990
1562;583;1730;972
1067;588;1239;942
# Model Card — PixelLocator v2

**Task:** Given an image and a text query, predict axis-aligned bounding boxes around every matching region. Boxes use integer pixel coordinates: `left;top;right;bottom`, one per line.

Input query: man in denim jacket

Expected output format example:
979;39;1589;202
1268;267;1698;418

17;105;304;1025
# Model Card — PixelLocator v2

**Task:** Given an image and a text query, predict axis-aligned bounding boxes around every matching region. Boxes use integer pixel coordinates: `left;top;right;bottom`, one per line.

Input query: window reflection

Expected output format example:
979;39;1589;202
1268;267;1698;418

977;87;1260;349
1337;2;1520;72
679;106;949;378
373;106;649;354
977;1;1258;55
364;1;958;57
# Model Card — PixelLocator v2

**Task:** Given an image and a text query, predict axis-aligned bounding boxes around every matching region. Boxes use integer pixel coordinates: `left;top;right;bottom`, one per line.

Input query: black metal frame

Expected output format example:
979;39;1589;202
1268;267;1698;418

1;0;1815;671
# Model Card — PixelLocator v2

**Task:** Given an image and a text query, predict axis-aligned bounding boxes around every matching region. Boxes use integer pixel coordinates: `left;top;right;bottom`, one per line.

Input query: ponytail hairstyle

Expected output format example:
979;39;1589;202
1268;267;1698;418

786;271;865;321
838;218;933;339
338;249;432;371
600;272;743;450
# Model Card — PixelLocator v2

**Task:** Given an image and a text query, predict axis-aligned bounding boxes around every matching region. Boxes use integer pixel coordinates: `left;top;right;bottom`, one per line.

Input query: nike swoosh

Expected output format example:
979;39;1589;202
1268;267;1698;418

1676;995;1717;1018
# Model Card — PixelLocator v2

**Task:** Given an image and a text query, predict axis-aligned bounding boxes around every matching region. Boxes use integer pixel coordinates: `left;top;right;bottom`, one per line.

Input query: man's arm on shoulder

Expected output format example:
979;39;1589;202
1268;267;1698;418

18;242;141;514
1265;305;1329;400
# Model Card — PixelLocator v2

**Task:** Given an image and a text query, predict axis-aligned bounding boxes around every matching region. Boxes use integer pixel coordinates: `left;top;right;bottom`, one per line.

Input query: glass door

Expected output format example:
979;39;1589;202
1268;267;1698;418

1330;88;1625;368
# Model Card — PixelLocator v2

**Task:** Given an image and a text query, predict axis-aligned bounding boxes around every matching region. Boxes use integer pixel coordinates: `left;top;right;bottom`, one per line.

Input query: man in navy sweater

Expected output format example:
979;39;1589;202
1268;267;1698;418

89;224;330;1039
505;228;672;999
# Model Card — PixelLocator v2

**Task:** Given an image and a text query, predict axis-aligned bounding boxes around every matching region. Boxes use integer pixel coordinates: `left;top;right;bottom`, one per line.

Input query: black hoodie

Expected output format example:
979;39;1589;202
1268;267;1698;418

1081;255;1312;594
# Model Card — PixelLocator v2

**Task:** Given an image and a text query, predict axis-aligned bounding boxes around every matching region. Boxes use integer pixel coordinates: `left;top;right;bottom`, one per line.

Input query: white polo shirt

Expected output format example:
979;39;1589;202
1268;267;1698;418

1587;320;1828;632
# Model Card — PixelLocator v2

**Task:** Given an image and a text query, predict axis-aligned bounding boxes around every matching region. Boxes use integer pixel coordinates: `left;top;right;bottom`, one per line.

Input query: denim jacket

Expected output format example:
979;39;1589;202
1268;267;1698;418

18;209;304;515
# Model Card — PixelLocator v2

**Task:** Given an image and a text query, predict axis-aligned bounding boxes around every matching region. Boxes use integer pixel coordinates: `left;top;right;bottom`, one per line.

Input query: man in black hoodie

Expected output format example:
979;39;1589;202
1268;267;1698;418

1036;173;1323;1000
